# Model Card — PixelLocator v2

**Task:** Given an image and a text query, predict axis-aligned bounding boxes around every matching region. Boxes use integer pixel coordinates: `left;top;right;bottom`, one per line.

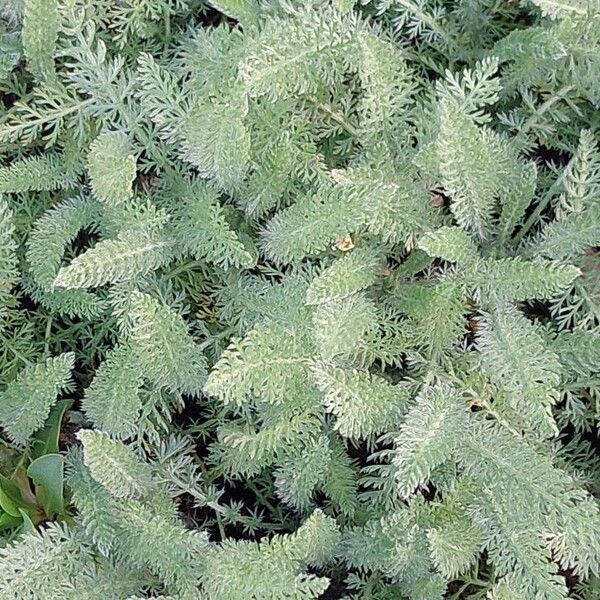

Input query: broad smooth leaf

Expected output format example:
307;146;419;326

0;474;24;516
18;507;37;533
0;511;21;531
32;399;73;458
27;453;65;518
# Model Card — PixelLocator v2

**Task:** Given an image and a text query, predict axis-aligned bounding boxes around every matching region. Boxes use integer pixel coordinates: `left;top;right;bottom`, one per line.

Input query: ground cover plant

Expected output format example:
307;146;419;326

0;0;599;598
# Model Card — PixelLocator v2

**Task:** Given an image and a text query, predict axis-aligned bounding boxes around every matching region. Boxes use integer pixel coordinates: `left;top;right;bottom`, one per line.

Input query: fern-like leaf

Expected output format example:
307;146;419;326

77;430;153;499
391;382;466;498
0;353;74;445
87;131;137;205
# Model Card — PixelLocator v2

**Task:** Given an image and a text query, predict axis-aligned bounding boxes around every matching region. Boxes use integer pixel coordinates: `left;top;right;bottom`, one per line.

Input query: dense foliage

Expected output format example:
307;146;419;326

0;0;599;598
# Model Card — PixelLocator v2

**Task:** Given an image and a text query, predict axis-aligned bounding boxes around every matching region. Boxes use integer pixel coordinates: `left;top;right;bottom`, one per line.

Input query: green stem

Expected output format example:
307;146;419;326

10;346;33;368
163;9;171;46
449;581;472;600
480;399;522;437
304;95;361;138
43;316;53;356
213;509;226;541
395;0;458;51
247;480;280;518
561;378;600;391
361;571;382;598
167;260;205;279
1;97;95;140
448;577;491;600
511;164;569;248
514;85;574;147
192;458;227;541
